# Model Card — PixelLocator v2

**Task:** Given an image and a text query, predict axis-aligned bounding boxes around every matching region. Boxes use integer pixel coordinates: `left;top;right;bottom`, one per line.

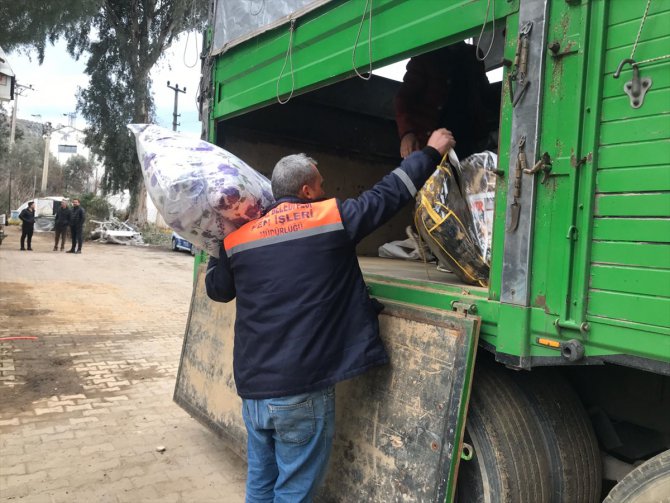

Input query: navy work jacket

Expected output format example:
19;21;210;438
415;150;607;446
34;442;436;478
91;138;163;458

206;147;442;399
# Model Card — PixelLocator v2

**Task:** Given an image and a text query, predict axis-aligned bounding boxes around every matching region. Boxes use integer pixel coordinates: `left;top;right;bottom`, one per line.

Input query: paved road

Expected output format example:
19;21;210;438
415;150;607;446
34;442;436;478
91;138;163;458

0;226;247;502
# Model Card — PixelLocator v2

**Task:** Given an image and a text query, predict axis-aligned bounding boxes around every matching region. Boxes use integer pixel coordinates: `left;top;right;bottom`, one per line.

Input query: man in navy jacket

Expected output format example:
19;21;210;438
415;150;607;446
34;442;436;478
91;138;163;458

19;201;36;251
206;128;453;502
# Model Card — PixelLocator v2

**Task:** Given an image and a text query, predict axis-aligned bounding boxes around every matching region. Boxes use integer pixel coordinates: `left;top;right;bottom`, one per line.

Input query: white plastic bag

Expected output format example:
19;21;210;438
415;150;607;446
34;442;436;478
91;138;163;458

128;124;274;257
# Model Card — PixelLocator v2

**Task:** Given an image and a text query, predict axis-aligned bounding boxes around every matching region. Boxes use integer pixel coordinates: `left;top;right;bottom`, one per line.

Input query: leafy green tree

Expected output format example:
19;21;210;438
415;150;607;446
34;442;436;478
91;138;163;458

0;130;61;214
62;154;94;193
76;1;206;224
4;0;206;223
0;0;98;62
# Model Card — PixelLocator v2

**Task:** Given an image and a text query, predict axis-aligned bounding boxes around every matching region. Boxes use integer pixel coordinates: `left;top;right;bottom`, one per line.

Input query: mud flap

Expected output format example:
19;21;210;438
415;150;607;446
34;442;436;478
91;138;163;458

174;265;480;502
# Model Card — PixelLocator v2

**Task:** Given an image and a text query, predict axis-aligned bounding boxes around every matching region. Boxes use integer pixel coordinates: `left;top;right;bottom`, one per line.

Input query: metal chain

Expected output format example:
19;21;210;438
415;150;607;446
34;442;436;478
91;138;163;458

475;0;496;61
276;20;296;105
352;0;373;80
631;0;652;60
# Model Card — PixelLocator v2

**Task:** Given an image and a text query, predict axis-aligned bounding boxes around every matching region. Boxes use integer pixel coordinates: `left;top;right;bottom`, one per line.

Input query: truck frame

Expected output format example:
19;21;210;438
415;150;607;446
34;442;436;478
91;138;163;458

186;0;670;500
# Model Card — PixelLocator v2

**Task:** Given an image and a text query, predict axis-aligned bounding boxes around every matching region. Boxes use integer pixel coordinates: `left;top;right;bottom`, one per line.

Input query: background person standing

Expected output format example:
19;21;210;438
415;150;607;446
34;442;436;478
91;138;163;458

67;199;86;254
19;201;36;251
54;200;71;251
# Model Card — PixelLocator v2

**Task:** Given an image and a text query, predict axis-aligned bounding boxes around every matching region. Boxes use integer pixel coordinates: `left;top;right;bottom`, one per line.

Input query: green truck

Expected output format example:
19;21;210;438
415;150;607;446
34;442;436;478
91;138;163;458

177;0;670;501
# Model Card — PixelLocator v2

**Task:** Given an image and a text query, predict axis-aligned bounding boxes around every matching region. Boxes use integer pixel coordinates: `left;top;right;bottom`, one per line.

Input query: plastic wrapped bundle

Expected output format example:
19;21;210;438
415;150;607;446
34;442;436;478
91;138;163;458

414;152;491;287
128;124;274;257
459;151;497;263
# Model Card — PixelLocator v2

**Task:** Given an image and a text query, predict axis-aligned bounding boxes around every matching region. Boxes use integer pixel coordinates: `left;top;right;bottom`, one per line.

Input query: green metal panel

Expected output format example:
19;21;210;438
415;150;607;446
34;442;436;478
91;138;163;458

590;264;670;297
528;0;594;333
596;192;670;217
601;90;670;122
581;0;670;361
607;0;670;25
606;10;670;50
579;318;670;359
593;218;670;242
212;0;517;120
596;165;670;193
600;114;670;143
591;241;670;269
598;139;670;168
588;290;670;328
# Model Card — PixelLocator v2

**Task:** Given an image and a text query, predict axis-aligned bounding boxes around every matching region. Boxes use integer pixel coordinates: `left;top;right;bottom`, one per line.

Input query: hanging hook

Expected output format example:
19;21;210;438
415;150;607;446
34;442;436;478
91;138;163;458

613;58;652;109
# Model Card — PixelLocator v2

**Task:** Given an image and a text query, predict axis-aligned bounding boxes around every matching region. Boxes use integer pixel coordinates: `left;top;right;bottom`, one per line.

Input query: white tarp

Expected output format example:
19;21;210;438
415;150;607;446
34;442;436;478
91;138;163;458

211;0;330;56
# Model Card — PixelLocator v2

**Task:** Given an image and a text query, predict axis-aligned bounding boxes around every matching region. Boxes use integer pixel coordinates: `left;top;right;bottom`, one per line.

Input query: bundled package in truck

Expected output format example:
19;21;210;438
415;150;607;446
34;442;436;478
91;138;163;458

414;151;497;286
128;124;275;257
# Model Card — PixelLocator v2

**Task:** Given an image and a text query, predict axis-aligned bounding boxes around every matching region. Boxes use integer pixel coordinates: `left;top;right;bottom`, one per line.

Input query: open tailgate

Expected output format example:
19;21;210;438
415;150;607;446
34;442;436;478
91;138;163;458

174;265;480;502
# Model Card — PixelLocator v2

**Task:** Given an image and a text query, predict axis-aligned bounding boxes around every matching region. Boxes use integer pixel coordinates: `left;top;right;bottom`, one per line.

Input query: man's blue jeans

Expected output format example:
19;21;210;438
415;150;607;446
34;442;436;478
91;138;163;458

242;386;336;503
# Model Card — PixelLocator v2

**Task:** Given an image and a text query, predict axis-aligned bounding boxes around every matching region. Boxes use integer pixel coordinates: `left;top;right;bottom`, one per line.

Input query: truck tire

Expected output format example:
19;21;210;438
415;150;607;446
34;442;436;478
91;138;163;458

603;449;670;503
511;368;602;503
456;359;552;502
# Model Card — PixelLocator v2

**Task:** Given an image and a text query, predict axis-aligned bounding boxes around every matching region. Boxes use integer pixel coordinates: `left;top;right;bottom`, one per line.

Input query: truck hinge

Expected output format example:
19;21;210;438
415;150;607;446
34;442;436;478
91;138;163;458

554;318;589;334
571;151;592;169
566;225;578;241
451;301;478;316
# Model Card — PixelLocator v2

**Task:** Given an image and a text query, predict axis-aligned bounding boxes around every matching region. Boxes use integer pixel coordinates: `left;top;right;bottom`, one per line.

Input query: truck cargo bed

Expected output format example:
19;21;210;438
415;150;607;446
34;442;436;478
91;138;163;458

359;257;487;294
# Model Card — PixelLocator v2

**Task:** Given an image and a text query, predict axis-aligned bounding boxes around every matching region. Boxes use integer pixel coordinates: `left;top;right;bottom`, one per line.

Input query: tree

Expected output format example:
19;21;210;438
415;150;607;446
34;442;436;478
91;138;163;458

62;154;95;193
0;129;61;214
77;1;206;224
4;0;206;223
0;1;98;63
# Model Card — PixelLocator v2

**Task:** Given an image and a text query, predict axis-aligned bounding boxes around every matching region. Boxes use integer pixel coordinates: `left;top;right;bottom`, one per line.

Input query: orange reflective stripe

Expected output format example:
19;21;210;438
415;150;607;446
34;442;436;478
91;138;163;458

224;199;342;252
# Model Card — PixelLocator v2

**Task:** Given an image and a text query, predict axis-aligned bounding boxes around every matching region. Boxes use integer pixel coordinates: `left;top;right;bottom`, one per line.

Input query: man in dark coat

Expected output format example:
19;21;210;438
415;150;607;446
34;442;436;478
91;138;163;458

67;198;86;254
394;42;500;160
206;129;454;501
19;201;36;251
54;200;71;251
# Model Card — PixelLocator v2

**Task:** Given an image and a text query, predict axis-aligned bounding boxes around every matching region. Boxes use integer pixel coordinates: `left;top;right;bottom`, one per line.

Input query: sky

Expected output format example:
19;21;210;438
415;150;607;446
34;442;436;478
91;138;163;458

6;32;204;135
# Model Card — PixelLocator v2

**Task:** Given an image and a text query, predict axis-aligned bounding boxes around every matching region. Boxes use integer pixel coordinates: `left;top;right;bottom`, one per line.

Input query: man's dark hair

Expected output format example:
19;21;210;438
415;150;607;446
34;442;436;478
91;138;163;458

27;201;34;206
271;154;319;199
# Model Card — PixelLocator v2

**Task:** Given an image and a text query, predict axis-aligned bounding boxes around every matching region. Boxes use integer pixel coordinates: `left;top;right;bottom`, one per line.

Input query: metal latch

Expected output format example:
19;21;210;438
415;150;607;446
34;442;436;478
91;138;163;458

508;136;527;232
451;301;477;316
507;21;533;107
523;151;553;183
613;59;652;109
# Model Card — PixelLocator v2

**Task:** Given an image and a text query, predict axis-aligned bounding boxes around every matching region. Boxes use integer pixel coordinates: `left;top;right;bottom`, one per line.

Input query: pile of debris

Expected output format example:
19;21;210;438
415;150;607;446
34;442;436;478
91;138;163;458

90;218;144;246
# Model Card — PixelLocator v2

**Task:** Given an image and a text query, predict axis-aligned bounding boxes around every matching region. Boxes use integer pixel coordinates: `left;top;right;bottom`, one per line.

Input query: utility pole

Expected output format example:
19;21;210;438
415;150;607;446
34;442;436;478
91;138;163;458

167;81;186;131
8;83;33;151
62;111;77;127
40;122;53;193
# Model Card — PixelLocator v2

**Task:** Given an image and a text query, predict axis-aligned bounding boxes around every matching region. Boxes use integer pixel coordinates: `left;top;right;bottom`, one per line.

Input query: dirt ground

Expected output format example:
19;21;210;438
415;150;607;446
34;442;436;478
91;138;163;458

0;225;247;502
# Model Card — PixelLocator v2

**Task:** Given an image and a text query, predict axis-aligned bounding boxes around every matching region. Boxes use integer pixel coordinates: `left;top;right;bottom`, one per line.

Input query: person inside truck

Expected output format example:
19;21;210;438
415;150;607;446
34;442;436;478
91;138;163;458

205;128;454;502
394;42;500;160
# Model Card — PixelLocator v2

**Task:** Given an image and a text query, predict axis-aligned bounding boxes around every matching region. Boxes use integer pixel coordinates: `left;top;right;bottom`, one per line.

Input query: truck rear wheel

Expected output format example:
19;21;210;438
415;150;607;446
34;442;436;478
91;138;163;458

511;368;602;503
456;360;602;503
456;360;552;502
603;449;670;503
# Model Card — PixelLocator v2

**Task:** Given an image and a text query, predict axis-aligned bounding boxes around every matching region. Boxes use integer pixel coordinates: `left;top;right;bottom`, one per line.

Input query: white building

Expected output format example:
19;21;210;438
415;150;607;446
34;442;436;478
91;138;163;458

0;46;15;102
49;125;90;164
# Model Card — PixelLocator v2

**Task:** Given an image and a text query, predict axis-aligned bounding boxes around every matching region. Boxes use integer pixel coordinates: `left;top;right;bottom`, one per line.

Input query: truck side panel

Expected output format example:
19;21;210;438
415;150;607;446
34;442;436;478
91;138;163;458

586;1;670;355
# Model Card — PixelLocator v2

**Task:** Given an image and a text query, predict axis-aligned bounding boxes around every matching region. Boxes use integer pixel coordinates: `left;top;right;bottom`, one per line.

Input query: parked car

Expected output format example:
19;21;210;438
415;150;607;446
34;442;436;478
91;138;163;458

171;232;196;255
